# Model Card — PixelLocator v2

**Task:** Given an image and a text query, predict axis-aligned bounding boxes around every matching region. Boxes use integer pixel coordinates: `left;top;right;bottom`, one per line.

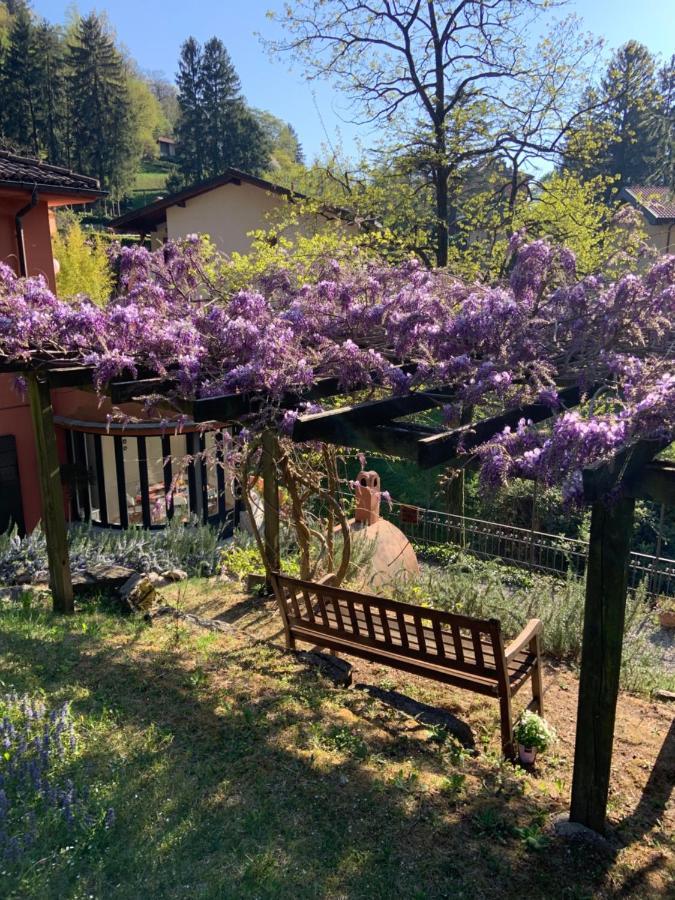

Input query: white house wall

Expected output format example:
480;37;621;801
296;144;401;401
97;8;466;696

163;181;353;256
166;181;288;255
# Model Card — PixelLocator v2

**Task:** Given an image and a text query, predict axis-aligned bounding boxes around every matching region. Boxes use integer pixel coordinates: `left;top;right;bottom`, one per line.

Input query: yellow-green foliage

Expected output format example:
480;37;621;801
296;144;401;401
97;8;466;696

447;171;649;281
53;220;113;304
210;196;409;293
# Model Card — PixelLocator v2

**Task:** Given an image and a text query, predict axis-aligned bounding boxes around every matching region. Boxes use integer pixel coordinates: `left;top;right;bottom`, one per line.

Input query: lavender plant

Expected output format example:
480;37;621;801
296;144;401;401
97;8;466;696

0;519;224;587
0;692;114;867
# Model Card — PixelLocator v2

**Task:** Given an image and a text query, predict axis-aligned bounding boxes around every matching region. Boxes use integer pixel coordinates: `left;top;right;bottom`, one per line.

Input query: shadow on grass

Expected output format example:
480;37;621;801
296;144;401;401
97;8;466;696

0;603;670;900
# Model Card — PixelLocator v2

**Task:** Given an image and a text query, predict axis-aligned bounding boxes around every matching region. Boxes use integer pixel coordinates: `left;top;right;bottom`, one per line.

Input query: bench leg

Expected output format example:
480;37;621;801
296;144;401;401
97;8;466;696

499;691;515;759
531;635;545;718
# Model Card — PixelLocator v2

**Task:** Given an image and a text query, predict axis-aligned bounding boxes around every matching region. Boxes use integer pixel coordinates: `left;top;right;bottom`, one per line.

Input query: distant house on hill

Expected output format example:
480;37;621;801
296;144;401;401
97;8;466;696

110;168;357;256
157;136;176;160
620;186;675;253
0;150;104;290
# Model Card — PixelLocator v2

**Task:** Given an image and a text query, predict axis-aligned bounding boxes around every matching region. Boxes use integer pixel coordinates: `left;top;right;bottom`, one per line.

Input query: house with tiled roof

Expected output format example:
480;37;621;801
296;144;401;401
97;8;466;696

0;151;104;535
110;168;359;256
0;149;105;290
620;186;675;254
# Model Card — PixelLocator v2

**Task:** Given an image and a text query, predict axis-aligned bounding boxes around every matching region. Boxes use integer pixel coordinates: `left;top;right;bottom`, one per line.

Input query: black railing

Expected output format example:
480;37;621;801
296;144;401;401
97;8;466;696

64;428;239;533
364;496;675;600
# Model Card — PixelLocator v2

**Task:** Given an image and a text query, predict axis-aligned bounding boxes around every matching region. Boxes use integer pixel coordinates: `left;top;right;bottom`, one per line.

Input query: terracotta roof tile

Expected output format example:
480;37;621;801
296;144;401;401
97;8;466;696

0;150;104;195
623;186;675;222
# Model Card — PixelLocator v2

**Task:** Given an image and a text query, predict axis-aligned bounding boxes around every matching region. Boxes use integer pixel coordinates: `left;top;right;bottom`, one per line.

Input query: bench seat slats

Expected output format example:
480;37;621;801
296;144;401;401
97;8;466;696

305;598;502;672
287;615;532;683
288;624;502;696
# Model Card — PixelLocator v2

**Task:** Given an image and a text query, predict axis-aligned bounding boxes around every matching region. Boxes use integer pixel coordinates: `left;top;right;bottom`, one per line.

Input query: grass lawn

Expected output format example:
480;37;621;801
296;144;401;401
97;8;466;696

0;580;673;899
127;160;175;210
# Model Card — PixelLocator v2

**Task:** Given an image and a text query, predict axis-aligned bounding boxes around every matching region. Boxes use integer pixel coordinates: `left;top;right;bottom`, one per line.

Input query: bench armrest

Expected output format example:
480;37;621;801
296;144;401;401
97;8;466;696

316;572;336;586
505;619;542;662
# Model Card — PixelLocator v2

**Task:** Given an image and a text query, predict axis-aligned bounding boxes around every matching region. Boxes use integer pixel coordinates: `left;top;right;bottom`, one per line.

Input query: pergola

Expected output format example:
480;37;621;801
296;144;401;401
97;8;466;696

5;354;674;837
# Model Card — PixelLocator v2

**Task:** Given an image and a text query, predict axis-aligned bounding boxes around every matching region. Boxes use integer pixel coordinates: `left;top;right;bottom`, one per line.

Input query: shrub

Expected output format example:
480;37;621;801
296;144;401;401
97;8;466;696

0;520;225;585
386;554;671;695
52;218;112;304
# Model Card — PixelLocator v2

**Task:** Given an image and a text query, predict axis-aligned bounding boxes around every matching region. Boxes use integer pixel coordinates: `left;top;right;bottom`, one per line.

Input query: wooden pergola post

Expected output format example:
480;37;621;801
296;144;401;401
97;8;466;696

570;495;635;833
261;429;281;585
27;374;73;613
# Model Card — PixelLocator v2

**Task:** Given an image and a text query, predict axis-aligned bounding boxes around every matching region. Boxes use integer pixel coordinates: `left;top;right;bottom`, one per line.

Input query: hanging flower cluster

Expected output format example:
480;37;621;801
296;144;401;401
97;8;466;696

0;235;673;500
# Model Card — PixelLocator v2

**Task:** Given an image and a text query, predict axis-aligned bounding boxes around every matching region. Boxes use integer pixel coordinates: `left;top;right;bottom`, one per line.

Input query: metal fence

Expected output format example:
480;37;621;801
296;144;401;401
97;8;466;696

378;499;675;599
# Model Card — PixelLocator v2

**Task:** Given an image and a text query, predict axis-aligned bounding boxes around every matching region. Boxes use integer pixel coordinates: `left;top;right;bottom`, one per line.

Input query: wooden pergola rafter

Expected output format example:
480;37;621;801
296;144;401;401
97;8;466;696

4;354;674;837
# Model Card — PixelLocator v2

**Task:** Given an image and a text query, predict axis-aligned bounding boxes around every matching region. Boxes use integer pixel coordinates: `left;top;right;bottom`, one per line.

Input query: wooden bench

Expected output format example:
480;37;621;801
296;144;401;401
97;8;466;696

270;572;544;756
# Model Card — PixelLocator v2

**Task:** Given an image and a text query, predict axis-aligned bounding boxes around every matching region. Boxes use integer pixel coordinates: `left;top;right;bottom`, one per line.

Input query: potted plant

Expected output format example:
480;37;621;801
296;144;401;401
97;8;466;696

657;599;675;629
513;711;555;765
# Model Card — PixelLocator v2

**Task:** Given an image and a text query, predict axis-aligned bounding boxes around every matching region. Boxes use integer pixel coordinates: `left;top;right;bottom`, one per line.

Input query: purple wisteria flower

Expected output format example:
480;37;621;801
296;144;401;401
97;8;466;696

0;234;672;499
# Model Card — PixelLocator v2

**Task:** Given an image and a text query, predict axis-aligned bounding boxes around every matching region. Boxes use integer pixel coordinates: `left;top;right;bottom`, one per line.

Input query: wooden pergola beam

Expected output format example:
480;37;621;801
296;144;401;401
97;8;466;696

309;422;437;459
582;437;674;502
191;364;418;424
624;460;675;505
46;366;97;389
417;385;585;469
292;384;456;443
109;377;179;404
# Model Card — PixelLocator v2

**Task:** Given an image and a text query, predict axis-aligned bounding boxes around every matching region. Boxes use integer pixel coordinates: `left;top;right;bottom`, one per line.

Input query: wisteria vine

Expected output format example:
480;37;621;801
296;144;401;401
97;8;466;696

0;233;673;503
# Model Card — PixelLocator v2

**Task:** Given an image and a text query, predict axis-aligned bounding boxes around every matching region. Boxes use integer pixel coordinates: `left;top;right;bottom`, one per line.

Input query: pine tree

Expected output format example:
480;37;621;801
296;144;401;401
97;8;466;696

33;21;67;165
0;4;41;155
173;35;271;187
564;42;662;188
67;13;138;196
602;42;661;186
200;37;242;174
647;57;674;188
287;123;305;165
174;37;205;184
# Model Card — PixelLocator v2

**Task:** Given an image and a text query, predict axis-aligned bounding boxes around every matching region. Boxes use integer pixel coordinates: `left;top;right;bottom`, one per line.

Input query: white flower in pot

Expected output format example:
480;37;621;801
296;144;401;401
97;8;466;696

513;710;555;765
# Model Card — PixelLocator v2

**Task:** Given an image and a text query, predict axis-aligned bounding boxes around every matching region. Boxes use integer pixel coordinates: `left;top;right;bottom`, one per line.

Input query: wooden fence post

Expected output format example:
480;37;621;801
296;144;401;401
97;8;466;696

446;405;473;545
570;495;635;833
261;429;281;585
27;374;73;614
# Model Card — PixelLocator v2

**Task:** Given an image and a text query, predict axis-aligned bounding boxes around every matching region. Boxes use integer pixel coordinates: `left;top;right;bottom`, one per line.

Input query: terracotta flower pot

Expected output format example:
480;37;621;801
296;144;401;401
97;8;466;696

518;744;538;765
658;609;675;629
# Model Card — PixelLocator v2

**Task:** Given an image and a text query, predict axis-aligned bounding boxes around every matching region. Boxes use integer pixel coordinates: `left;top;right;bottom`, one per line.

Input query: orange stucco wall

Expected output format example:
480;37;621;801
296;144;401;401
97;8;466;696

0;376;69;532
0;193;56;290
0;385;150;533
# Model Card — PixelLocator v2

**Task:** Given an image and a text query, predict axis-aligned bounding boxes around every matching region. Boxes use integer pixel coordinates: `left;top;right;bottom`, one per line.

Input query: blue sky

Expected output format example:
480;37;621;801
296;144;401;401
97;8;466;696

32;0;675;162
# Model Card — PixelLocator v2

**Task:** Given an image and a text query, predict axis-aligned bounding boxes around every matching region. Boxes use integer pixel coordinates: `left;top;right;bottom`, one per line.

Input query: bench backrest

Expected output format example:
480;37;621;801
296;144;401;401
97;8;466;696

271;573;507;682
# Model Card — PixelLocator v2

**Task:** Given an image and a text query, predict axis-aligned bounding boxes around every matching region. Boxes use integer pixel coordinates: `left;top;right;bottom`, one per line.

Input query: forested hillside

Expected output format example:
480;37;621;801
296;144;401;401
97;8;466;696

0;1;302;200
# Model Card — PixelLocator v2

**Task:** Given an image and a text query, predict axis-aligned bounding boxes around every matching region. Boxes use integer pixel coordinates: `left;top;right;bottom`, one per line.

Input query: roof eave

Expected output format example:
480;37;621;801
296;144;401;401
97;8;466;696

0;179;106;202
110;168;357;232
620;187;675;226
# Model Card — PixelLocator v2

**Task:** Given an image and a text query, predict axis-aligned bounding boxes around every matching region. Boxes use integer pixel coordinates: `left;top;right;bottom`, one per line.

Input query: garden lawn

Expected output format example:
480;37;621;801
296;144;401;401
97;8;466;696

127;160;174;210
0;582;673;899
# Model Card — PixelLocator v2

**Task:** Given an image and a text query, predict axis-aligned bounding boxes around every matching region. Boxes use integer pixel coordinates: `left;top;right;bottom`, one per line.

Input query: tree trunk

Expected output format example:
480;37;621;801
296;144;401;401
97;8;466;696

434;164;449;267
